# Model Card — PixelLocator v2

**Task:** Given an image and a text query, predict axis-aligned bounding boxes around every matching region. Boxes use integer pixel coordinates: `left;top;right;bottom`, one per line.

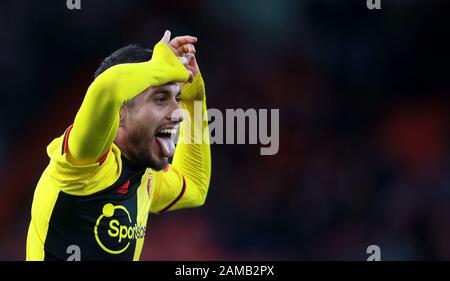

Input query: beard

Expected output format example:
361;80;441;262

126;126;168;171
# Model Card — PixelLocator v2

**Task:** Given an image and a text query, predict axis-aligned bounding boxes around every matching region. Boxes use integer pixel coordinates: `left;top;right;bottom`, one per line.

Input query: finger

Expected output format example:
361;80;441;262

160;30;171;43
187;44;196;54
185;53;195;64
185;53;198;68
176;44;196;56
176;46;184;56
179;56;188;65
170;36;197;47
185;64;196;74
184;54;196;81
187;69;194;83
169;36;197;48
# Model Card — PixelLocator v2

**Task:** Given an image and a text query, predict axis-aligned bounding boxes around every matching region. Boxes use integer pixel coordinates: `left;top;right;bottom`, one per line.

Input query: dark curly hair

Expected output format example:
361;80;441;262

94;44;152;78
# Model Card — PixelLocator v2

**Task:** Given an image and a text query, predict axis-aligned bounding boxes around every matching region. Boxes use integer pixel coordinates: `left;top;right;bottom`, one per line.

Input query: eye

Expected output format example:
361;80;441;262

154;94;168;104
175;95;181;104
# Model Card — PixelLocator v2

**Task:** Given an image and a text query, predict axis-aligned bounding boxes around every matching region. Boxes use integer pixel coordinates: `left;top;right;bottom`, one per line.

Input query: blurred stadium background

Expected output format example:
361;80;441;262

0;0;449;260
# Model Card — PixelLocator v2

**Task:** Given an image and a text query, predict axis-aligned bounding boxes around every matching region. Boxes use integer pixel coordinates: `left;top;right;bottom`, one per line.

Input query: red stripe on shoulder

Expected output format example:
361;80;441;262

97;149;110;165
159;176;186;213
62;124;74;155
61;124;110;165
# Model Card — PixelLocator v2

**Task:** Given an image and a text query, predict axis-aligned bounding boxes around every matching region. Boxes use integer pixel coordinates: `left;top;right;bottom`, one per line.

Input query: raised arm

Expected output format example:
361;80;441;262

151;52;211;212
67;33;189;165
172;69;211;208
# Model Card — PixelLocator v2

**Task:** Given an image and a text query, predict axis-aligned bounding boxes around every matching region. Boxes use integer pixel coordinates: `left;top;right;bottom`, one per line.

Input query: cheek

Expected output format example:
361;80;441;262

139;103;164;122
131;104;166;134
137;116;158;138
143;106;167;126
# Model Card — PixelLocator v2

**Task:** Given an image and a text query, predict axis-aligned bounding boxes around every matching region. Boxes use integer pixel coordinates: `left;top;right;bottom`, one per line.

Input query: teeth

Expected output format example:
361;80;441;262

158;128;176;135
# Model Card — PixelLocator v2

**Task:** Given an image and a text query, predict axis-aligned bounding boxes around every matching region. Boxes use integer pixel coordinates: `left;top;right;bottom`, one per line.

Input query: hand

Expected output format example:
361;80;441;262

160;30;198;82
183;53;200;82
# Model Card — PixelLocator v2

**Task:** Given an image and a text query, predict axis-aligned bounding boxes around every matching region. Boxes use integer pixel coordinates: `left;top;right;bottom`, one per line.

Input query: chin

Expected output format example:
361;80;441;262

146;155;169;171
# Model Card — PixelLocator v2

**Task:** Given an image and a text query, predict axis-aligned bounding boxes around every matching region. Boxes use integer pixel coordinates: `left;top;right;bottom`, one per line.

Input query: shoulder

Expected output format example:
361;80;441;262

45;132;123;196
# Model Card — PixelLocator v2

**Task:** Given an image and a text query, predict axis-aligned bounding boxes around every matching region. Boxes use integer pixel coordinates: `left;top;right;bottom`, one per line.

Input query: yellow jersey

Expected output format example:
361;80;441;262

26;42;211;261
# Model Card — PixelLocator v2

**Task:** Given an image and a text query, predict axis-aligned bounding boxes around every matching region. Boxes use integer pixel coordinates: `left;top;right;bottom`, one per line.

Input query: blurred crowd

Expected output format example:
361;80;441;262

0;0;449;260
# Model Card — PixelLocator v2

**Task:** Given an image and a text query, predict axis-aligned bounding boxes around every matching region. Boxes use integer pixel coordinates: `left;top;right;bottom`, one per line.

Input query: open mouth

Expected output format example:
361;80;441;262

154;127;177;159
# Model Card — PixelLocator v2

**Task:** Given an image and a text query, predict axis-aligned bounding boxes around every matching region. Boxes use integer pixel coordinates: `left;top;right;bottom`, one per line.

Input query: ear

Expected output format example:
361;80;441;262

119;106;127;127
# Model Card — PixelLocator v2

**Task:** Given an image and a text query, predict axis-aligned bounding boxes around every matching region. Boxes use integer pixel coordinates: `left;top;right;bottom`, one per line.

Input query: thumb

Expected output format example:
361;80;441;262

160;30;171;43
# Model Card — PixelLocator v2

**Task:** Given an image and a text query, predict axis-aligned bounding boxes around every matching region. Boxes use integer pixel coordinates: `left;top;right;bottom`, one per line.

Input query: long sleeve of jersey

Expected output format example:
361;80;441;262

150;73;211;212
67;42;189;165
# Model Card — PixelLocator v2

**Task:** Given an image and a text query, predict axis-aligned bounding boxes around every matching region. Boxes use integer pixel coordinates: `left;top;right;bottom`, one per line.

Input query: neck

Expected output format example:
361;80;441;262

114;126;134;163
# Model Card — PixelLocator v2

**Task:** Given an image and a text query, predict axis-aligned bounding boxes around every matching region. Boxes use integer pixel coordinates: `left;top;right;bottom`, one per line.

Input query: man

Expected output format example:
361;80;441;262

26;30;211;260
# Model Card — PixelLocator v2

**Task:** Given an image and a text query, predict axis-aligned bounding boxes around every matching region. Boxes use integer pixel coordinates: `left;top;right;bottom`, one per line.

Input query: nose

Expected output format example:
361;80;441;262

169;101;184;124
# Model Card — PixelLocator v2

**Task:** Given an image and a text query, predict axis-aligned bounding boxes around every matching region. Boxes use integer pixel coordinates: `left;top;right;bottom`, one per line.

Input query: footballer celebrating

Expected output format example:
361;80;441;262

26;30;211;260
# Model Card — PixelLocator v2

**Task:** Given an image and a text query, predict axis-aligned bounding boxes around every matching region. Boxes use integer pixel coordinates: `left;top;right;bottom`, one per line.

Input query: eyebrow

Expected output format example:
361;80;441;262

155;89;171;95
147;88;181;101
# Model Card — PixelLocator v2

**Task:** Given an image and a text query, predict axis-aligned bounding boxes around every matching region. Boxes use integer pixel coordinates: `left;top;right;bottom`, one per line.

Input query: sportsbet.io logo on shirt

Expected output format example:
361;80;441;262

94;203;146;254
